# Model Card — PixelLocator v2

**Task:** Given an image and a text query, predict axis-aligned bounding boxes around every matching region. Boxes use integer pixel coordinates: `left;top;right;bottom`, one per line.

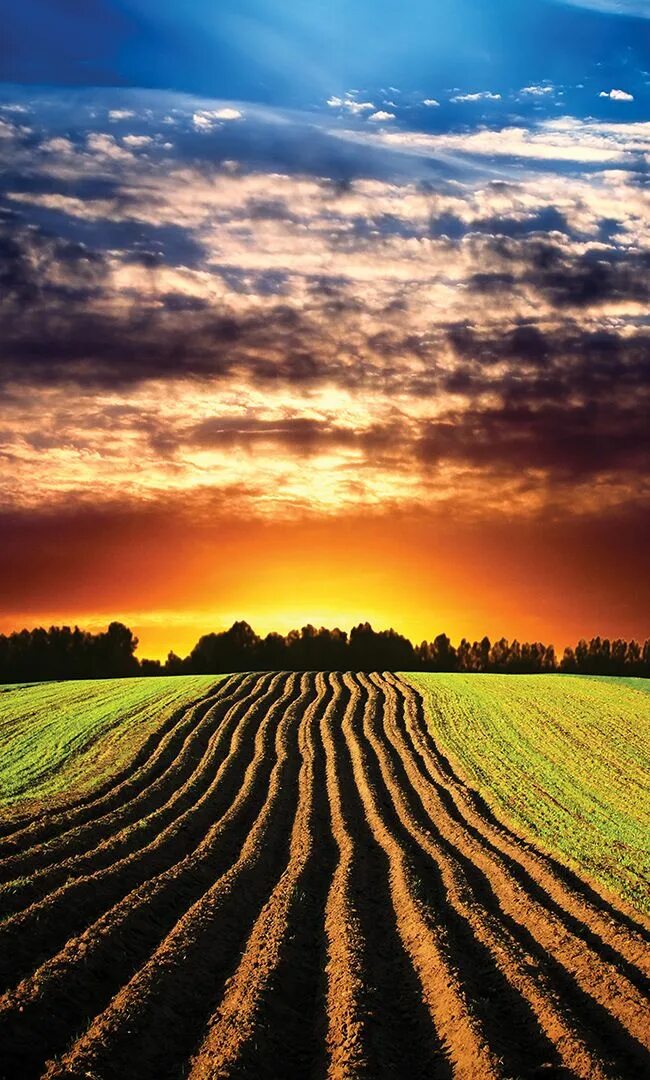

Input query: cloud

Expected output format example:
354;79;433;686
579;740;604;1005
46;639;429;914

520;85;555;97
327;96;375;115
86;133;134;161
599;88;634;100
0;92;647;527
41;136;75;154
368;111;396;122
0;114;31;140
122;135;153;148
423;99;440;107
451;91;502;103
108;109;135;121
192;108;244;130
341;115;650;162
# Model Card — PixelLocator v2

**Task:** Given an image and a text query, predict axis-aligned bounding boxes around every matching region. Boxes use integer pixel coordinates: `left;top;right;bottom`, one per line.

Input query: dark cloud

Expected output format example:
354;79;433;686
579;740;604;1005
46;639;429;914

447;323;650;395
187;416;401;458
520;239;650;307
430;206;572;241
0;91;648;527
184;396;650;489
2;212;648;495
417;403;650;479
469;234;650;308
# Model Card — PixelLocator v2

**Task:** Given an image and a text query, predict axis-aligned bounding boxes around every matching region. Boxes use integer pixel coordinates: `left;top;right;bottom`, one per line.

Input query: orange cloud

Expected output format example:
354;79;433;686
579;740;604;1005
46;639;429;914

1;96;648;651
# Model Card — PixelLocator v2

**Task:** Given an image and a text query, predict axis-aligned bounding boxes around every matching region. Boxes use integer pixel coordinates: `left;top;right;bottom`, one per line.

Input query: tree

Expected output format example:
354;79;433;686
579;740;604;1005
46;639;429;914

426;633;457;671
188;621;261;673
93;622;139;677
0;619;647;683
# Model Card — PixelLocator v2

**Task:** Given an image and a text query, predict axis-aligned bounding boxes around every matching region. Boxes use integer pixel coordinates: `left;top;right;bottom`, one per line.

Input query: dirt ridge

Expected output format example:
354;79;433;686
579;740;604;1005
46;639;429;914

0;671;647;1080
0;677;240;859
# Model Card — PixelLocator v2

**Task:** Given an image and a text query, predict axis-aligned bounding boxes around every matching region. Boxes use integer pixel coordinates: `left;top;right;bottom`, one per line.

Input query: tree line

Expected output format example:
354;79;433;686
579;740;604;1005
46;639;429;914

0;620;649;683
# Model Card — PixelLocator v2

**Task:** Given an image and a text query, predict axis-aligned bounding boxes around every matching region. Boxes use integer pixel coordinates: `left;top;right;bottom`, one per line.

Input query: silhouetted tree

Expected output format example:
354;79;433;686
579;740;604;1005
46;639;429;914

348;623;415;672
625;640;642;675
140;658;163;676
0;621;137;682
164;651;186;675
417;633;457;671
257;632;289;670
560;646;577;674
92;622;139;678
0;621;647;683
189;621;261;673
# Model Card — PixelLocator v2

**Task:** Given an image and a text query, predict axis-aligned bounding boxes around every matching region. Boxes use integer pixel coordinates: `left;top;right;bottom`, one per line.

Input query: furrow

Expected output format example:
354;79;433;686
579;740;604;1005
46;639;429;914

340;672;502;1080
42;672;317;1080
1;669;646;1080
0;672;298;1078
0;679;233;843
367;672;614;1080
390;673;650;971
0;675;242;861
0;671;276;992
324;673;457;1079
189;672;335;1080
0;673;263;915
320;673;379;1080
388;672;650;1060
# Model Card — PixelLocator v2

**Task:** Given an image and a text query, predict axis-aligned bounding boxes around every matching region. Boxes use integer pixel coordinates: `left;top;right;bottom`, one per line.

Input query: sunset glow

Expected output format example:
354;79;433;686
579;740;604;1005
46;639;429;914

1;1;648;657
1;507;646;659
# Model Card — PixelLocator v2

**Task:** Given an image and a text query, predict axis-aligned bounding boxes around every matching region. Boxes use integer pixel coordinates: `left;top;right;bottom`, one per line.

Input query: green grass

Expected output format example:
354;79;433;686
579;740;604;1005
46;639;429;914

0;675;223;809
404;673;650;913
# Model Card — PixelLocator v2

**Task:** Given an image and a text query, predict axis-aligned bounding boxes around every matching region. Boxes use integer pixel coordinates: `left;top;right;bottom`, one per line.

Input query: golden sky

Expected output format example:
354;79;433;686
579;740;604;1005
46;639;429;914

1;91;648;656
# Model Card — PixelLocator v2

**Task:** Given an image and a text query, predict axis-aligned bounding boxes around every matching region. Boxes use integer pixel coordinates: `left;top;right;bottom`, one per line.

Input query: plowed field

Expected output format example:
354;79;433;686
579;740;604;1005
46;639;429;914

0;672;648;1079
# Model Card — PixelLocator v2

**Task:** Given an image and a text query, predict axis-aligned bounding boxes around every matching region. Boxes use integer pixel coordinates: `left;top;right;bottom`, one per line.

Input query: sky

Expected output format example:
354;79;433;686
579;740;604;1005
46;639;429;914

0;1;649;657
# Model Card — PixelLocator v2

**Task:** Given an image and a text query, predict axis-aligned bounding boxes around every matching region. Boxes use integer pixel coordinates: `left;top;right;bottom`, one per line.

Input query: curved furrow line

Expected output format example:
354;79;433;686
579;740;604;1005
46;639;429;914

0;675;242;861
0;671;300;1079
390;674;650;994
384;674;650;1075
43;673;319;1080
0;671;645;1079
0;675;250;881
323;673;450;1080
0;671;285;998
188;672;336;1080
320;674;377;1080
376;675;650;1064
356;673;568;1079
0;678;235;844
367;673;628;1079
340;673;500;1080
384;678;647;1067
0;673;270;918
390;673;650;969
0;673;265;916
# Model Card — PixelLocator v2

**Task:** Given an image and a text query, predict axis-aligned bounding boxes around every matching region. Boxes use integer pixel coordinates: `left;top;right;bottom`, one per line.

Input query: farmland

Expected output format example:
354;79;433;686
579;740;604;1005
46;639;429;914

0;672;648;1078
408;673;650;912
0;676;224;810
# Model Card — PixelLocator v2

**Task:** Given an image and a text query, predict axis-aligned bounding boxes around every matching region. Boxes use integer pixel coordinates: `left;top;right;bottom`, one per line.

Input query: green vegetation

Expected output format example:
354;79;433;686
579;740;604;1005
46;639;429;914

0;675;222;809
405;673;650;912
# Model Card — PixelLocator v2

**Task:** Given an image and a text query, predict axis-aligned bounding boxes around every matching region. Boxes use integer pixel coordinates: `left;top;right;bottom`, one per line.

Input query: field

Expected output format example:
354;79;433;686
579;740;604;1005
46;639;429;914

0;672;648;1079
408;673;650;912
0;676;224;810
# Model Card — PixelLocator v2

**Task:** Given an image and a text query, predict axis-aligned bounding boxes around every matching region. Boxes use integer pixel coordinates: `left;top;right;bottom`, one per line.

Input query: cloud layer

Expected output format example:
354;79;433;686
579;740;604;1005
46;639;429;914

0;88;648;534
